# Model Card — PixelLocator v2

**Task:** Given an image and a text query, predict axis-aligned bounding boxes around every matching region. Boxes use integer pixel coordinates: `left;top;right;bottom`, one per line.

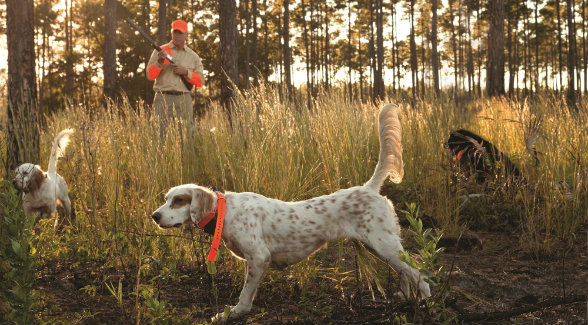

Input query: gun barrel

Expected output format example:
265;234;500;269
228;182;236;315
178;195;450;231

125;18;175;64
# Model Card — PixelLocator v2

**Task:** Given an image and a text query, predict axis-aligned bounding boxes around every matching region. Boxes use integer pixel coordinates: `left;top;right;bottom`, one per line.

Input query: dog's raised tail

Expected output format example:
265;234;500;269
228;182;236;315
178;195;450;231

364;103;403;191
48;128;74;177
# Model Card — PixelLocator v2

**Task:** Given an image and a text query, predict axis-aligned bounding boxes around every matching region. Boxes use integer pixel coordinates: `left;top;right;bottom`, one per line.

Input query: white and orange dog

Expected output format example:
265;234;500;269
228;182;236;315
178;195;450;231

152;104;431;321
14;129;74;224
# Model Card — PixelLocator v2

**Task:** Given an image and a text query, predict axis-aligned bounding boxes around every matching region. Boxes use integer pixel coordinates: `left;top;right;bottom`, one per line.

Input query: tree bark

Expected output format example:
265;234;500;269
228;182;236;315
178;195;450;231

390;1;397;94
142;0;153;102
369;0;375;100
302;0;311;109
251;0;259;87
431;0;440;97
347;0;353;100
583;0;587;93
566;0;576;108
245;0;251;89
374;0;385;100
6;0;39;173
104;0;118;102
556;0;563;90
219;0;239;118
507;1;515;96
65;0;74;98
534;0;540;91
324;7;331;89
487;0;505;96
158;0;167;44
448;0;459;97
466;6;474;95
283;0;292;95
409;0;418;100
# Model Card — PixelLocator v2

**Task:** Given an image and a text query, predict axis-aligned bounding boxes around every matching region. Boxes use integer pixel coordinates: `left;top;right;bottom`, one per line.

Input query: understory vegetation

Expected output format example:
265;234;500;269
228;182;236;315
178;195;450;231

1;85;587;324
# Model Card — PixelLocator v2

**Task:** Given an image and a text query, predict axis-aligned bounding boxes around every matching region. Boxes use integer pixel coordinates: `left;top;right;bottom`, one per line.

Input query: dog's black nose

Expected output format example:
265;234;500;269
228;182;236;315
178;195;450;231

152;212;161;223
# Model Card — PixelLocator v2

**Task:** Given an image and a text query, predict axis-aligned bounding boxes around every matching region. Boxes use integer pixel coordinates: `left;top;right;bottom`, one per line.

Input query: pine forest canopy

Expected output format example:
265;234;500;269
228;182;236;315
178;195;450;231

1;0;587;114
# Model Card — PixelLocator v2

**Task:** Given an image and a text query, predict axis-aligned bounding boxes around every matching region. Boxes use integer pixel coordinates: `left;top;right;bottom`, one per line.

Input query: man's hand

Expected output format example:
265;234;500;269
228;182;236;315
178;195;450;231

172;64;189;77
157;50;169;64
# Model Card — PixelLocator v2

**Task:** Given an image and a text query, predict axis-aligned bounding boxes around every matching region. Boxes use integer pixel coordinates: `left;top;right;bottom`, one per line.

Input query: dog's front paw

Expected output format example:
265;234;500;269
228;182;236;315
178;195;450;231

211;305;248;323
394;291;408;301
211;311;228;323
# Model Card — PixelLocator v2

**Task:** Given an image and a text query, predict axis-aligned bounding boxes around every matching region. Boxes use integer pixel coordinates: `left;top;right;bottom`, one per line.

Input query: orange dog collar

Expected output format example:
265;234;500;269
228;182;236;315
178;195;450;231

198;191;225;274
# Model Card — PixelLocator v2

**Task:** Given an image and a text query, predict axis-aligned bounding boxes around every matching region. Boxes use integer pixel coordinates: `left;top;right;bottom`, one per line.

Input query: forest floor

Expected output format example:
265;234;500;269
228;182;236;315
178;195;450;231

36;228;587;325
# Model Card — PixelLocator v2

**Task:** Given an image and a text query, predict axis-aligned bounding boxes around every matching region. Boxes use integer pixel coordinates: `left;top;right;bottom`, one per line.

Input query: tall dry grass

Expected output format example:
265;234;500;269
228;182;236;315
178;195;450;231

4;85;587;262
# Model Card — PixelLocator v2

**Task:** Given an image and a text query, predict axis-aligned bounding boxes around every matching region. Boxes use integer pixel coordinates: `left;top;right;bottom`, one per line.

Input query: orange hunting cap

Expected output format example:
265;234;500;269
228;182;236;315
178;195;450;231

171;20;188;33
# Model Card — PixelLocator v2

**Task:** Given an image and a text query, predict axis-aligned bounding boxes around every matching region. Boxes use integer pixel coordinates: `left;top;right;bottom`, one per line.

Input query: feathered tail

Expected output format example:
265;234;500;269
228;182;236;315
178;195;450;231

47;128;74;178
364;104;404;191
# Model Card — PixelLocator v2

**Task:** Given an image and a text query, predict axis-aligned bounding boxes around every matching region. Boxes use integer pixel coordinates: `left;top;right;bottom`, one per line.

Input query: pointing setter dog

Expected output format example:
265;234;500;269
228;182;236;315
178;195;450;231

13;129;74;225
447;129;521;183
152;104;431;322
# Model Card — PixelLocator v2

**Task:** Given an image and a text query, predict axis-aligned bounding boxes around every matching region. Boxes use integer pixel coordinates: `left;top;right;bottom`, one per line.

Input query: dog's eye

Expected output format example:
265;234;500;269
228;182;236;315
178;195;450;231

173;197;183;204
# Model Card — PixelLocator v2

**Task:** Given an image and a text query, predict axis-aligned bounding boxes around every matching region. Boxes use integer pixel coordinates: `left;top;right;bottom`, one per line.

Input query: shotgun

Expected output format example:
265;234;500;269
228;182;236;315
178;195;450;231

126;18;193;91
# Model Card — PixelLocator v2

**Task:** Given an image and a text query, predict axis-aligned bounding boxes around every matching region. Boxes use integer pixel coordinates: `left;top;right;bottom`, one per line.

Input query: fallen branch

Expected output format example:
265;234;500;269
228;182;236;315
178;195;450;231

459;294;587;323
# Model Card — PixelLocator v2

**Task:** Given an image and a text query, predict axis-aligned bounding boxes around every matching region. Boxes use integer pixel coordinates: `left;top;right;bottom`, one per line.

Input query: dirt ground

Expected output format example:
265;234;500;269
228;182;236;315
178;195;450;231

35;229;587;325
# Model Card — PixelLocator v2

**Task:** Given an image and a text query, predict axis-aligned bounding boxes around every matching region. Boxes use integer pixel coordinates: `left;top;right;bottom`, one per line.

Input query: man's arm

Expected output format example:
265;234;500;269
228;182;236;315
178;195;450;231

183;54;204;88
147;49;163;81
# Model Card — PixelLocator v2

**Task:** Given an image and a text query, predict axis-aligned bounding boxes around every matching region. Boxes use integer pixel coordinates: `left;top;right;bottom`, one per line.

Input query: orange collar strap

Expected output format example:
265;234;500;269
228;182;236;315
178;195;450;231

198;195;222;229
200;191;225;274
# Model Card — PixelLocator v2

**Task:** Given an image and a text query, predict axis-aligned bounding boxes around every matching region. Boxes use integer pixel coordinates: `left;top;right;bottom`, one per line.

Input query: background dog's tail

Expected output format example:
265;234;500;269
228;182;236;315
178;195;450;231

47;128;74;177
364;103;403;191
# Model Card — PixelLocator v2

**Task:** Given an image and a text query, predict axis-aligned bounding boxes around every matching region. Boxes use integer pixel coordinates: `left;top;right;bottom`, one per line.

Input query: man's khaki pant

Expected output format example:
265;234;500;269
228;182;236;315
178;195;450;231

153;92;193;127
152;92;195;162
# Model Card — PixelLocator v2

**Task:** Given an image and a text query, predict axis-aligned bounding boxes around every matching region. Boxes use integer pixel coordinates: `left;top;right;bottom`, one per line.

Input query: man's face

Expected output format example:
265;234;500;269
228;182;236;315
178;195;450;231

171;30;188;47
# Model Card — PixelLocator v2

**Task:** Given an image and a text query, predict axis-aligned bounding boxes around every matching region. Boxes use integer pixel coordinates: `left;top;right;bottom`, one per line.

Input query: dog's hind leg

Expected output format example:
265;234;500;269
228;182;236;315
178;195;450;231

58;196;72;223
362;233;431;299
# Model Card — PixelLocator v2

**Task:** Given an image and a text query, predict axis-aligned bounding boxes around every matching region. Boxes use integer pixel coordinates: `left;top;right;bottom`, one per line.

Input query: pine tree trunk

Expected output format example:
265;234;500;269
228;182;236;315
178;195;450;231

263;0;269;84
523;8;529;92
324;8;331;89
143;0;153;102
566;0;577;108
409;0;418;100
583;0;587;93
449;0;458;97
302;0;311;109
375;0;384;100
466;7;474;95
507;5;516;97
158;0;167;44
251;0;259;87
556;0;563;90
245;0;251;89
6;0;39;173
390;1;397;94
369;0;375;100
431;0;440;97
348;0;353;100
219;0;239;118
534;0;540;91
39;6;48;117
65;0;74;98
104;0;117;101
283;0;292;95
487;0;505;96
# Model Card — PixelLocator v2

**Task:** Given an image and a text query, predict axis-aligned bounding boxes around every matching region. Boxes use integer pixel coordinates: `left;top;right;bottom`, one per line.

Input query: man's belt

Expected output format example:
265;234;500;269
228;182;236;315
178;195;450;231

160;90;188;96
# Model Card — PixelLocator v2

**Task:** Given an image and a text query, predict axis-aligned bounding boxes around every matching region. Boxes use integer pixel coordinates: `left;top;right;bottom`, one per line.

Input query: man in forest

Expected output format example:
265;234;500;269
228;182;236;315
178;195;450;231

147;19;203;132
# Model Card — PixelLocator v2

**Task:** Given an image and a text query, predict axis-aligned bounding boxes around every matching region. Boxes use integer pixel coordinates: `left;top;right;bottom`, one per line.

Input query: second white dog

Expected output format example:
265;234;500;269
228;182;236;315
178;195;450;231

14;128;74;224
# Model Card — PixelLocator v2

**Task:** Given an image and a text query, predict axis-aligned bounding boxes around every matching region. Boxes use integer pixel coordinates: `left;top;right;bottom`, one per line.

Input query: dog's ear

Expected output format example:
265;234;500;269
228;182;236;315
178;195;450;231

28;167;46;193
189;187;215;223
